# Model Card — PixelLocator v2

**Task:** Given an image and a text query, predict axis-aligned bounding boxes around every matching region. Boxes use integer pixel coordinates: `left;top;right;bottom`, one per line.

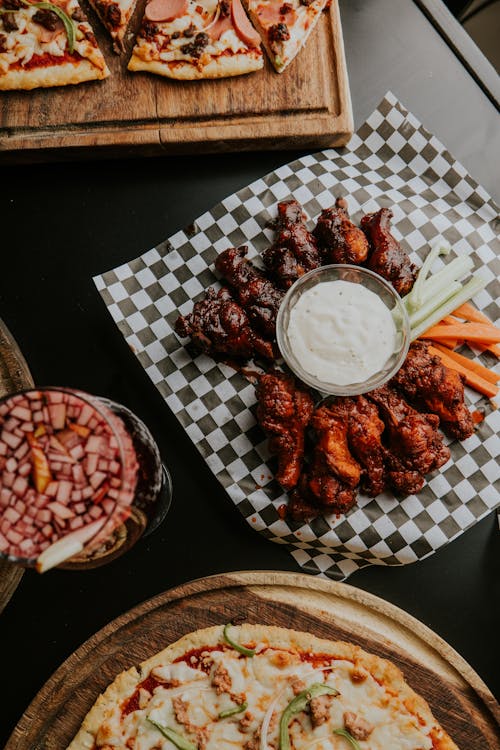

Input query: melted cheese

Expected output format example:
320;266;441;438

93;649;434;749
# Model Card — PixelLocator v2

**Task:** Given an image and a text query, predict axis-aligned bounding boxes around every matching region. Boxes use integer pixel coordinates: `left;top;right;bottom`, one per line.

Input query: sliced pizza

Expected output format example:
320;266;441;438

87;0;137;53
243;0;329;72
0;0;109;90
67;623;458;750
128;0;263;80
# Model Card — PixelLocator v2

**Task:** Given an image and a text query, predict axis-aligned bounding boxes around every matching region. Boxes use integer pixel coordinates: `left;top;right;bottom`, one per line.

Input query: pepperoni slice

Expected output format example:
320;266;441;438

145;0;189;22
207;13;232;40
231;0;261;47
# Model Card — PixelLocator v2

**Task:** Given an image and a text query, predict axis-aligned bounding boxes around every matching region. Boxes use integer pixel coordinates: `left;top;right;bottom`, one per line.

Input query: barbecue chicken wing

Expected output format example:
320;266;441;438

313;197;369;265
175;287;274;361
262;199;320;289
256;372;314;491
335;396;387;496
368;385;450;493
361;208;418;295
215;246;284;338
311;405;361;488
392;341;474;440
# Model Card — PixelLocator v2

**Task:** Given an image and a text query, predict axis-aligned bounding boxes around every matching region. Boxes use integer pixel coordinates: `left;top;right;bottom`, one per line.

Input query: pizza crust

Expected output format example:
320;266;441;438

127;51;263;79
0;59;110;91
67;623;459;750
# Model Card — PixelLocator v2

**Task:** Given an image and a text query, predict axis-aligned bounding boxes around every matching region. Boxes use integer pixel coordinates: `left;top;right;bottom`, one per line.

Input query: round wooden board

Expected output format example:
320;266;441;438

7;571;499;749
0;318;34;613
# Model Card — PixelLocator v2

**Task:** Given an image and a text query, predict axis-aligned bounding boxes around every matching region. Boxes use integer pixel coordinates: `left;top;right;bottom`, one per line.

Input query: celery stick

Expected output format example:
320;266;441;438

407;239;450;313
419;256;473;305
409;281;461;328
410;276;486;341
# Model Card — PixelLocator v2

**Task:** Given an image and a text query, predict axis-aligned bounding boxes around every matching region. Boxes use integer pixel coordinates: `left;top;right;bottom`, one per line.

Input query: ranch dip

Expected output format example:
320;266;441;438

287;279;397;386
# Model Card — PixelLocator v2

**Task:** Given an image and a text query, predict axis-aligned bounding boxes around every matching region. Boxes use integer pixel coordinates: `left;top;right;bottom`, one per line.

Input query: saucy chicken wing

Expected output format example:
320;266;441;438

311;405;361;488
392;341;474;440
313;197;369;265
335;396;387;496
368;385;450;490
256;372;314;491
361;208;418;296
215;246;284;339
175;287;274;361
262;199;320;289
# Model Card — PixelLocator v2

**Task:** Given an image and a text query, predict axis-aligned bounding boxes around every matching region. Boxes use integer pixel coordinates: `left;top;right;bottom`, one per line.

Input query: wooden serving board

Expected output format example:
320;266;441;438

6;571;499;748
0;1;353;162
0;319;34;612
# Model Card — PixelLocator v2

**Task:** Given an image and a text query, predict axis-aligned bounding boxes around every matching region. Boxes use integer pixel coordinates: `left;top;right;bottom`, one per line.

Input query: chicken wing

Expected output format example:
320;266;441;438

215;246;284;339
256;372;314;491
361;208;418;296
311;405;361;488
175;287;274;361
262;199;320;289
313;197;369;265
335;396;386;496
392;341;474;440
368;384;450;484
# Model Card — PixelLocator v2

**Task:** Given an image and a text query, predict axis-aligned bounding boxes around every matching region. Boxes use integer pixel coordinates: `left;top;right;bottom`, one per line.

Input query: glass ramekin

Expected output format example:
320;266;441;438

275;264;410;396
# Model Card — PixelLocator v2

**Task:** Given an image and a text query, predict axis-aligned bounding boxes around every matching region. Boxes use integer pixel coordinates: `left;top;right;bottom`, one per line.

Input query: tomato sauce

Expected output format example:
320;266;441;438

173;645;227;673
121;675;163;716
12;51;80;71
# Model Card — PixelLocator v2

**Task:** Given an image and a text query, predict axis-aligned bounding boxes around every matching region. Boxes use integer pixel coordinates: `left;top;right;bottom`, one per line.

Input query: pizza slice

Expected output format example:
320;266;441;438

0;0;109;90
87;0;137;53
243;0;329;72
128;0;263;80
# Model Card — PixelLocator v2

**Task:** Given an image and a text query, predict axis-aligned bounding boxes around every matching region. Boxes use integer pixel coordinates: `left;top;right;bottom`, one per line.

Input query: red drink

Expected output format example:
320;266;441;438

0;388;166;571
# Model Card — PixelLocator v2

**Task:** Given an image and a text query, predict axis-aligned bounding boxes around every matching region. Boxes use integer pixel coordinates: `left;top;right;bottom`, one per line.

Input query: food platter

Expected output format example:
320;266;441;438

95;93;500;580
0;319;34;612
5;570;499;748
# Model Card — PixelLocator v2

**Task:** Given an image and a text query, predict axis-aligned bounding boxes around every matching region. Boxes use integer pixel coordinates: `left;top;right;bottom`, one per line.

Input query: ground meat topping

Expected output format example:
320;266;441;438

32;8;59;29
104;2;121;28
183;22;196;37
219;0;230;15
309;693;334;727
280;2;293;12
212;663;232;695
2;12;18;31
3;0;22;9
78;24;96;44
244;732;260;750
0;32;6;51
195;727;209;750
350;666;369;683
71;6;85;20
269;22;290;42
290;677;306;695
300;0;314;5
172;696;191;728
180;31;209;58
239;711;254;731
343;711;374;740
171;30;180;38
141;20;159;39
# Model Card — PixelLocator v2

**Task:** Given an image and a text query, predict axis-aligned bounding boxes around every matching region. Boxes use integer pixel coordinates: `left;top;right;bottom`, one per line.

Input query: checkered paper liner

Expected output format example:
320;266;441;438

95;93;500;580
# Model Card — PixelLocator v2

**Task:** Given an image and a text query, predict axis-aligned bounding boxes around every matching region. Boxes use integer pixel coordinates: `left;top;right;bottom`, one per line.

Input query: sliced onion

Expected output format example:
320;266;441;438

203;0;220;31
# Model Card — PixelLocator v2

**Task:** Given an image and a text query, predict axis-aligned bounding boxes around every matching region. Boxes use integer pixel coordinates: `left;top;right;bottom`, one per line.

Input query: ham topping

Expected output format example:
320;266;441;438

231;0;261;47
145;0;188;22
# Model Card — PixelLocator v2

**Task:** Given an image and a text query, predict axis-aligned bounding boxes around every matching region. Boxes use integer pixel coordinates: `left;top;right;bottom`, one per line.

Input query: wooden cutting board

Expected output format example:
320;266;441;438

0;1;353;162
6;571;499;748
0;319;34;612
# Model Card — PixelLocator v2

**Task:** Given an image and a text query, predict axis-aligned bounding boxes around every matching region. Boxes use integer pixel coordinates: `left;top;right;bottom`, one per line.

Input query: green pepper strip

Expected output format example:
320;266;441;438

223;623;256;657
333;728;363;750
218;700;248;719
147;718;197;750
279;683;340;750
11;0;76;53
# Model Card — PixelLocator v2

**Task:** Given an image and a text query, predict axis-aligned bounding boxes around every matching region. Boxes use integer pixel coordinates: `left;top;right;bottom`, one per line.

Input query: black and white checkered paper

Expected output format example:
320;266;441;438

95;93;500;580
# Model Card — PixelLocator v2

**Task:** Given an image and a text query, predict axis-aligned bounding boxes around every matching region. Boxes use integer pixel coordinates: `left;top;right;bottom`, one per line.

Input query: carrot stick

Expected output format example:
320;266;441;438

421;323;500;344
433;343;500;384
428;346;499;399
452;302;498;327
478;343;500;358
434;337;459;349
442;316;460;325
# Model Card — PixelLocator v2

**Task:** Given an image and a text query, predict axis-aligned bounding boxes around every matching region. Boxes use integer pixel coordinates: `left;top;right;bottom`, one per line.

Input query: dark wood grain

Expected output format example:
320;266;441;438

0;2;353;161
6;571;499;749
0;319;34;613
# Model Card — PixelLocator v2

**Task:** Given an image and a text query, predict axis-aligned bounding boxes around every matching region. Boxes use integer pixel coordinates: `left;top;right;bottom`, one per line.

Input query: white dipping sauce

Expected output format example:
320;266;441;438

287;280;396;386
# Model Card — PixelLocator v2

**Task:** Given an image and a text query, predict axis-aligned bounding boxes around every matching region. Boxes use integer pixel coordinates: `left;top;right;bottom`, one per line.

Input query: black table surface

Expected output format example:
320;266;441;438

1;0;499;744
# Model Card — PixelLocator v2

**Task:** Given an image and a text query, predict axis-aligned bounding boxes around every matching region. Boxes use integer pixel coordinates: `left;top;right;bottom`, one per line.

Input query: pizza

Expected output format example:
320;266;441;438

243;0;329;72
87;0;137;52
0;0;109;89
67;623;458;750
128;0;263;79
